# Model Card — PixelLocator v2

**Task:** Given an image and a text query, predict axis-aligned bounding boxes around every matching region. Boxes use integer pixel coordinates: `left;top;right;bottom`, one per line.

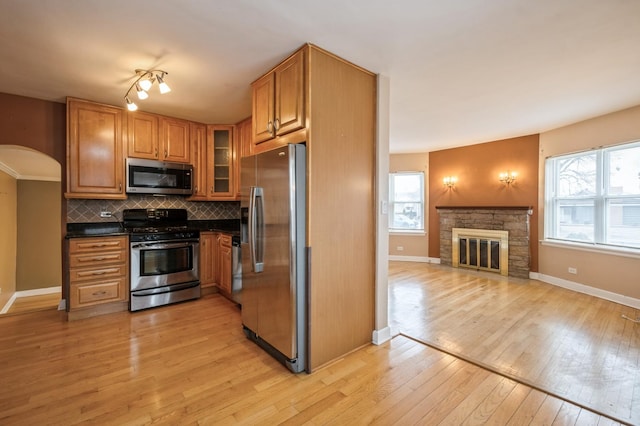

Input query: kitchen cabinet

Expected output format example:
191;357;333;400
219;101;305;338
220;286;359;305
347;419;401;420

252;49;305;145
127;112;190;163
206;125;236;200
67;235;129;319
65;98;126;199
250;44;376;371
199;232;217;291
160;117;191;163
127;111;159;160
235;116;252;199
217;233;232;295
188;122;208;200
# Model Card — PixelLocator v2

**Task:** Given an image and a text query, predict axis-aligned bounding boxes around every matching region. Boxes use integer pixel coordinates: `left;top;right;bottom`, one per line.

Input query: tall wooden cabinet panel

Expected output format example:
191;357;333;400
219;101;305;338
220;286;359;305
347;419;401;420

161;117;191;163
250;44;376;371
189;122;208;200
66;98;126;199
217;234;232;295
252;49;305;145
127;111;159;160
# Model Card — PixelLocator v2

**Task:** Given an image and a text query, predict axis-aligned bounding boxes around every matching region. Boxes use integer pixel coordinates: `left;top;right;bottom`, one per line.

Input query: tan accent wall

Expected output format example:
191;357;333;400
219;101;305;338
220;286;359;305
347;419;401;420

0;170;17;294
16;180;62;291
539;105;640;300
428;135;540;271
389;153;429;258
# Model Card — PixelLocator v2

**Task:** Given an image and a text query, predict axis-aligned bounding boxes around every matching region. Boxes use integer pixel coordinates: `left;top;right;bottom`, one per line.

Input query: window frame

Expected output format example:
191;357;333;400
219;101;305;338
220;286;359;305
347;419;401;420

544;140;640;251
388;171;425;234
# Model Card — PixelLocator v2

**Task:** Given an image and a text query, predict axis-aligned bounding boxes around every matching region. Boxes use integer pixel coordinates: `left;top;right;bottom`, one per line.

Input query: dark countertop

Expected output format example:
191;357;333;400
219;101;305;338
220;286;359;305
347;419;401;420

66;219;241;238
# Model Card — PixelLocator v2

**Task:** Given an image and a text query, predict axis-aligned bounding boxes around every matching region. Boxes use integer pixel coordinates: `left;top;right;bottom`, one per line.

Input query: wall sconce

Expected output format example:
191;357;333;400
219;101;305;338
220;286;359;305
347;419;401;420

443;176;457;188
124;69;171;111
499;171;517;185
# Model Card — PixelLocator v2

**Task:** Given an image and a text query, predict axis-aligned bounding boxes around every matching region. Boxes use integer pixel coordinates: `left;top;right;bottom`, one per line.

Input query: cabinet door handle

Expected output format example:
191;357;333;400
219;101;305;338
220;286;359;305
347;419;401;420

274;118;280;131
267;121;273;135
154;148;158;158
119;183;122;192
164;149;168;158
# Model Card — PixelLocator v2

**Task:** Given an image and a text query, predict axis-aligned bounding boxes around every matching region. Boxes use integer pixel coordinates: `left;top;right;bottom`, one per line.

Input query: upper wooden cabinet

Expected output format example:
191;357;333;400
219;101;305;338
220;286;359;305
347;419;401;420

188;122;208;200
66;98;126;199
161;117;191;163
127;112;190;163
127;111;158;160
206;125;236;200
252;49;305;145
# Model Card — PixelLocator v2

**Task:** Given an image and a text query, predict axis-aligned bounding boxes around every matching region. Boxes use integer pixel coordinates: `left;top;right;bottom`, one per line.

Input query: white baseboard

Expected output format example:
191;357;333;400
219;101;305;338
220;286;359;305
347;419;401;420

0;293;17;314
533;273;640;309
389;255;440;263
0;286;61;314
15;286;61;298
372;326;392;345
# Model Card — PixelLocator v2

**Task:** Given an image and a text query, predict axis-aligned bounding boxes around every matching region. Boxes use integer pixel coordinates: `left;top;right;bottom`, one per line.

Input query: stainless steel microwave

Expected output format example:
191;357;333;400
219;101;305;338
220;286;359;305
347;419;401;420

126;158;193;195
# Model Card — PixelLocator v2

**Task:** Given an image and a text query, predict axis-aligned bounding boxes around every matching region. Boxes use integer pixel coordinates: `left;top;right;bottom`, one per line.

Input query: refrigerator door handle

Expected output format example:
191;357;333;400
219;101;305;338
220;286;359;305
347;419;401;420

249;186;265;273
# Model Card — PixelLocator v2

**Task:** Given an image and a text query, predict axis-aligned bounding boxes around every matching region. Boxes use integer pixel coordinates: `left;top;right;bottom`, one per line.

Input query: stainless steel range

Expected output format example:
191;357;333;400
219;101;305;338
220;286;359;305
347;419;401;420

123;208;200;311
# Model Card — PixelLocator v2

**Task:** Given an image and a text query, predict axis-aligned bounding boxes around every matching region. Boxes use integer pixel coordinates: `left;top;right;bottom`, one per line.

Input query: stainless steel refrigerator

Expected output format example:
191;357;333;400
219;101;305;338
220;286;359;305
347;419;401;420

240;144;307;373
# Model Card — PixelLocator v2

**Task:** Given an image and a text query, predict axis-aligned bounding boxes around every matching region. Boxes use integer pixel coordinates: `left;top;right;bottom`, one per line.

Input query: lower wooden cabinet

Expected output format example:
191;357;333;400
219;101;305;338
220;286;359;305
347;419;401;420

199;232;233;297
200;232;217;290
67;235;129;319
217;234;232;295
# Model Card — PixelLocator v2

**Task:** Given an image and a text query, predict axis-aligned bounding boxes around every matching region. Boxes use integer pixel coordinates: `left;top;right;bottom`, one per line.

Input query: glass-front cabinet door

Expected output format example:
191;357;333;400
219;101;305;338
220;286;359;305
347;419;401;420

206;125;235;200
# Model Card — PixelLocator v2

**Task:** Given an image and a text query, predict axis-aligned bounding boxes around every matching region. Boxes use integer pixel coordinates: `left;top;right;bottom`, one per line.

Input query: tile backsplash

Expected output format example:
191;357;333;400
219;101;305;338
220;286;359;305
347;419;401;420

67;195;240;223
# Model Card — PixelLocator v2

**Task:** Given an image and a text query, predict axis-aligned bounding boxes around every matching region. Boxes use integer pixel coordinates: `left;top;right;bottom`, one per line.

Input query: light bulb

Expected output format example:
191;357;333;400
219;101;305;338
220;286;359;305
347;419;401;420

139;78;153;92
125;97;138;111
135;84;148;100
157;74;171;94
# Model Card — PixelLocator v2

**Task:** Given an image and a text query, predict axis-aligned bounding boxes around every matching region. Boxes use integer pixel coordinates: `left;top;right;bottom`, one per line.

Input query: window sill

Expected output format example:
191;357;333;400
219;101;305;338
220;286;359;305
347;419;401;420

540;239;640;259
390;230;426;236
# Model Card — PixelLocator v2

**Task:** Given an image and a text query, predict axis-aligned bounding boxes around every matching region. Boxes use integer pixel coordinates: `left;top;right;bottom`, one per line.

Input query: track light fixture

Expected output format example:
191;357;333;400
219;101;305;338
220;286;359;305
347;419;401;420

124;69;171;111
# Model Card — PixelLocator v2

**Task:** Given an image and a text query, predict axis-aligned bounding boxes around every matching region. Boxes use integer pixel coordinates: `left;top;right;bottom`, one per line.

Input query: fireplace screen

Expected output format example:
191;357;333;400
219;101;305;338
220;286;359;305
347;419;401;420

459;238;501;271
452;228;509;276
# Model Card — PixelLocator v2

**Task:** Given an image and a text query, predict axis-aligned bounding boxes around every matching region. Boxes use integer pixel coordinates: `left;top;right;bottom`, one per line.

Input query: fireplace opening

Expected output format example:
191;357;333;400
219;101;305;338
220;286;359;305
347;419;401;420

452;228;509;276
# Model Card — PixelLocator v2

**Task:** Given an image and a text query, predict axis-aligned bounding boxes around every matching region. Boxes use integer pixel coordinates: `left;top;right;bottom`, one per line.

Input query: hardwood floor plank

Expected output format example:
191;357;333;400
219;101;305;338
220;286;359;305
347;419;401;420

0;282;628;425
389;261;640;425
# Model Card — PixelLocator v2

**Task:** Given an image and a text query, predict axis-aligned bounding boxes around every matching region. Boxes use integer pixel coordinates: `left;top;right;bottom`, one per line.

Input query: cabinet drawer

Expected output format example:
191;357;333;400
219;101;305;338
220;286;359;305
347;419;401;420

70;278;127;308
69;236;127;254
69;264;127;283
69;249;127;268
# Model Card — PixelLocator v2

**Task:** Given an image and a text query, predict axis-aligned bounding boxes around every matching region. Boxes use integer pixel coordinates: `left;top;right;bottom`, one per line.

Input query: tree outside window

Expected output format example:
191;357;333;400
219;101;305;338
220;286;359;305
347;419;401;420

545;141;640;249
389;172;424;232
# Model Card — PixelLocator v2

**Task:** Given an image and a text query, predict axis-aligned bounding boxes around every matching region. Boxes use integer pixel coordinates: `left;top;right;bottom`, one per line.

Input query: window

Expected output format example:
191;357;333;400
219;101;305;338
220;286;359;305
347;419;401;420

545;141;640;249
389;172;424;232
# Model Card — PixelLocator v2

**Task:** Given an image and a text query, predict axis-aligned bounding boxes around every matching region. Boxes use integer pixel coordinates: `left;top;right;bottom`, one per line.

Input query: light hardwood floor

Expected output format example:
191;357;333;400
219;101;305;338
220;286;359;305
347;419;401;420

0;291;628;425
389;261;640;425
2;292;60;316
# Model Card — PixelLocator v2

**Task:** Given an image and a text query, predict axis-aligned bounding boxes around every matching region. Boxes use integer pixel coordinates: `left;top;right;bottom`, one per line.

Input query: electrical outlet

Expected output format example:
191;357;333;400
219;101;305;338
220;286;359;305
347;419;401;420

100;211;112;218
397;246;404;251
568;267;577;274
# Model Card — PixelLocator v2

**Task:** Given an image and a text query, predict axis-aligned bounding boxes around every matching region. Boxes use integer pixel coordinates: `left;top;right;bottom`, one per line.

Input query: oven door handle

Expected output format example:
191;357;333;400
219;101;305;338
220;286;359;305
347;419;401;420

131;241;198;250
131;281;200;297
249;186;264;273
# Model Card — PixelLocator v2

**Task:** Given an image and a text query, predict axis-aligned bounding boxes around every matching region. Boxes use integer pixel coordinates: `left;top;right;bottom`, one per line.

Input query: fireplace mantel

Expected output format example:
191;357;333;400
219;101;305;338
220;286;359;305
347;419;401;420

436;206;533;213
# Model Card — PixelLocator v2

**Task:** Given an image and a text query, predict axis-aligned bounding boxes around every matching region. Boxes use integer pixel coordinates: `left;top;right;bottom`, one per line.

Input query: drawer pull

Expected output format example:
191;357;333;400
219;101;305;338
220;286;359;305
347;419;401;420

78;255;118;262
92;291;108;296
77;268;118;277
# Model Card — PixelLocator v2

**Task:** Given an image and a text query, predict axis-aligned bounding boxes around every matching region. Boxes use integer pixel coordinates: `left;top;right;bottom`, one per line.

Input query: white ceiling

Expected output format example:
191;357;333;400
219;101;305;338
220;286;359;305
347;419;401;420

1;0;639;155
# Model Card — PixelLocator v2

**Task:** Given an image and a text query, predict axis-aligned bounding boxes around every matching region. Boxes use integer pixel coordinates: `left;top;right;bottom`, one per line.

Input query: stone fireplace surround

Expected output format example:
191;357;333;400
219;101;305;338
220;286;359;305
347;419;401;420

437;206;532;278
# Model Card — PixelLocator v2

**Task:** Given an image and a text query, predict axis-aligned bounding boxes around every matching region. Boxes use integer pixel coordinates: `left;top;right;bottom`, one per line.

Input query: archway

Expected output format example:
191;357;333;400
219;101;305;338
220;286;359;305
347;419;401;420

0;145;62;314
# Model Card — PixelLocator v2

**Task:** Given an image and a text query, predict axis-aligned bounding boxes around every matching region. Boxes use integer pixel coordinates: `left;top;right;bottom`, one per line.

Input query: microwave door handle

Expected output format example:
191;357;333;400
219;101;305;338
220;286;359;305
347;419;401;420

249;186;264;273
